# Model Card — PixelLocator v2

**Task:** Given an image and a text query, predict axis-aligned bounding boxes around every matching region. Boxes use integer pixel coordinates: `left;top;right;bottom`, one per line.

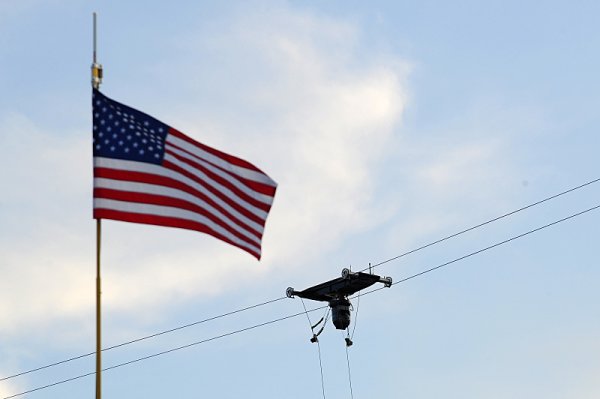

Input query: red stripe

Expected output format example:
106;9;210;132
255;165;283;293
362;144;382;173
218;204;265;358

161;160;273;222
168;128;268;174
165;148;273;212
94;188;262;243
167;141;277;197
94;167;267;229
93;209;261;260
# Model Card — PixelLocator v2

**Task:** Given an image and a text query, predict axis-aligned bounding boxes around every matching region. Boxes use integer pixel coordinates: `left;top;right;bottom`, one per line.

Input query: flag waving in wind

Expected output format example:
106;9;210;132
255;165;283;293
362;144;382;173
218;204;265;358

92;89;277;259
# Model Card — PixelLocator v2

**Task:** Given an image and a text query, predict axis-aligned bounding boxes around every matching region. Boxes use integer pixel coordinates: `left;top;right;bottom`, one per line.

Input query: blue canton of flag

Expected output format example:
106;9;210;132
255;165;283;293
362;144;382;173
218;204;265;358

93;91;168;165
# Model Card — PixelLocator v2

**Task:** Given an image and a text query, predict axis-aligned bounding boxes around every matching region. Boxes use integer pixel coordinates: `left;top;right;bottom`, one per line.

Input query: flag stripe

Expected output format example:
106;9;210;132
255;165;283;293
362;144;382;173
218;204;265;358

167;130;277;186
94;181;263;240
95;157;270;220
166;143;277;197
95;168;265;231
94;188;261;245
94;167;267;231
162;158;274;219
165;148;274;208
94;208;261;259
94;198;262;256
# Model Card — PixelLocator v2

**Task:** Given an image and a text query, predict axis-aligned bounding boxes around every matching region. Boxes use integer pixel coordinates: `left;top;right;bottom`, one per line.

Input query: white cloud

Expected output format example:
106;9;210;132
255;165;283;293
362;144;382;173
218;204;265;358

0;379;22;399
0;5;410;341
0;113;91;334
378;96;541;253
162;6;410;266
381;140;510;250
0;354;26;399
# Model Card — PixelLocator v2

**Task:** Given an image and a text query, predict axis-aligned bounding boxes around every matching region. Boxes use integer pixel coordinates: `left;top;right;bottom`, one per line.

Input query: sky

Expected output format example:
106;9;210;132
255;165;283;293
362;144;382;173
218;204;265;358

1;0;599;398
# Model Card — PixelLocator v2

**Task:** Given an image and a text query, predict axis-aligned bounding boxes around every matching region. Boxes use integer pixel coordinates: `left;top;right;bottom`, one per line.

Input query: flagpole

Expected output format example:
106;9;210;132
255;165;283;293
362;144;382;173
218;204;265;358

91;11;103;399
95;218;102;399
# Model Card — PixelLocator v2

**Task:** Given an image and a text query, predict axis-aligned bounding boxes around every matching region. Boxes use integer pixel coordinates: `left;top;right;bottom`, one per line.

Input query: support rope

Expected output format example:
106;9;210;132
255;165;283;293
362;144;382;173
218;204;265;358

300;298;327;399
350;291;361;340
317;341;327;399
345;341;355;399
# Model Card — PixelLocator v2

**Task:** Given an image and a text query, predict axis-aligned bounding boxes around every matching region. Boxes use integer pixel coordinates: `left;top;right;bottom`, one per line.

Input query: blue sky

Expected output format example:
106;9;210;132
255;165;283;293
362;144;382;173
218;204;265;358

1;1;599;398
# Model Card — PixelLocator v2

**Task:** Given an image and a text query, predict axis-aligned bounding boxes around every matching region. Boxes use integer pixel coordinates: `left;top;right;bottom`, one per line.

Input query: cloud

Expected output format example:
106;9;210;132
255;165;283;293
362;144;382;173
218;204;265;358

99;4;410;318
378;96;541;253
0;378;22;399
162;6;410;265
0;4;410;341
0;112;91;335
0;344;22;396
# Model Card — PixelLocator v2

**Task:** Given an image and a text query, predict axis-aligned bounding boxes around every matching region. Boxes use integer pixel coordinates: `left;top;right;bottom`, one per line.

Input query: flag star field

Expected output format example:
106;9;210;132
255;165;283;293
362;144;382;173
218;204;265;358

93;90;167;164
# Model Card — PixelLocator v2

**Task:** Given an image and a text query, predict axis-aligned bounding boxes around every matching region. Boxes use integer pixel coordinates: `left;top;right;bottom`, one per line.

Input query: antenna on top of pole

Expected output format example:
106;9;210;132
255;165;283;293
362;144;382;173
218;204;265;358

91;12;103;89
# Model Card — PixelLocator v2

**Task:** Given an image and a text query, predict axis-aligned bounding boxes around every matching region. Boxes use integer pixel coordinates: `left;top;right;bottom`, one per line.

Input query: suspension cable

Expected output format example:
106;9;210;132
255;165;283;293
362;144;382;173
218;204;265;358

360;177;600;273
3;201;599;398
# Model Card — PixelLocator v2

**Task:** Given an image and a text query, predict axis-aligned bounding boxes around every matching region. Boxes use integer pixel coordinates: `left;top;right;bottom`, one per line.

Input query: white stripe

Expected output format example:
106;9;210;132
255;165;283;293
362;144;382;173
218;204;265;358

166;135;277;187
165;147;274;205
95;177;263;243
94;157;269;220
164;153;274;213
94;198;261;255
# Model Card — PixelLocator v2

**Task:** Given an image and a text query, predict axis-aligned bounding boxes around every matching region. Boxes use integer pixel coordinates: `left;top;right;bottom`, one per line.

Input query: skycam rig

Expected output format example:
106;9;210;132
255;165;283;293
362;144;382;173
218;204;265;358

287;268;392;345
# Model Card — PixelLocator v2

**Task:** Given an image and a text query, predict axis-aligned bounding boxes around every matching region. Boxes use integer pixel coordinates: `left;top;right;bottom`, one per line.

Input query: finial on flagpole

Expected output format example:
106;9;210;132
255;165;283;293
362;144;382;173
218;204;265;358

91;12;103;89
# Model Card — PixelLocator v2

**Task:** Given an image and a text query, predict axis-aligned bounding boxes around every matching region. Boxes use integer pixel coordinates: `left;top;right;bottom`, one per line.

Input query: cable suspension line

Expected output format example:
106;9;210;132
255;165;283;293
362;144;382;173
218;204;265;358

2;304;328;399
4;203;598;399
357;203;600;298
360;176;600;273
0;297;286;382
4;176;598;382
3;177;598;387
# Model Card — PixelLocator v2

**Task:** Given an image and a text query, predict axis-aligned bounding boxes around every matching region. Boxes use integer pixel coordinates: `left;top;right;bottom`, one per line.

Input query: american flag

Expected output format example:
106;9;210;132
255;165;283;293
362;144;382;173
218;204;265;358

92;89;277;260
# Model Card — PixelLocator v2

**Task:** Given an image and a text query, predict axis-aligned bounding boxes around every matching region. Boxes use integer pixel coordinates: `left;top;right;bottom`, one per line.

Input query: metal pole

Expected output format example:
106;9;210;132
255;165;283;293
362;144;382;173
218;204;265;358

96;219;102;399
92;12;103;399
